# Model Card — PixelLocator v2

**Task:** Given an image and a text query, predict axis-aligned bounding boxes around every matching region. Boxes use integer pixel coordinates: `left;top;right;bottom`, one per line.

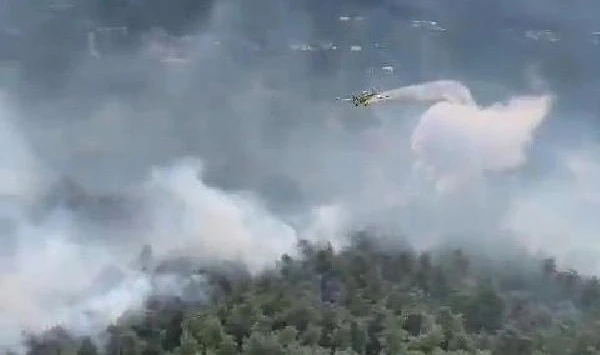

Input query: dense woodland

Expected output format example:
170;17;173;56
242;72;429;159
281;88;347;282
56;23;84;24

19;232;600;355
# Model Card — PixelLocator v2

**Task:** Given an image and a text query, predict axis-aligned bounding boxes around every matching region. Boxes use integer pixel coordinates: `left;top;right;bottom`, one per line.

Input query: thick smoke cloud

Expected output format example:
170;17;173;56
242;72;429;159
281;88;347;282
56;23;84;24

406;81;552;193
321;81;552;248
140;158;299;272
1;0;600;352
0;153;303;352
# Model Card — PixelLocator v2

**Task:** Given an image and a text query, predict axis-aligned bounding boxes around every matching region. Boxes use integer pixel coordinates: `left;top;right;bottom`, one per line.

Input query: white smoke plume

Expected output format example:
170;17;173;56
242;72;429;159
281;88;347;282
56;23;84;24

0;153;313;353
0;94;307;351
0;192;151;350
376;80;554;193
139;158;300;273
308;79;552;247
371;80;477;106
0;157;306;352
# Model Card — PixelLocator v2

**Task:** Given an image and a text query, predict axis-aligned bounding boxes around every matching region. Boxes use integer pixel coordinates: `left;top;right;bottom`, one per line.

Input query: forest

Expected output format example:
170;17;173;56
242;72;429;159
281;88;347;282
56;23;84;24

20;231;600;355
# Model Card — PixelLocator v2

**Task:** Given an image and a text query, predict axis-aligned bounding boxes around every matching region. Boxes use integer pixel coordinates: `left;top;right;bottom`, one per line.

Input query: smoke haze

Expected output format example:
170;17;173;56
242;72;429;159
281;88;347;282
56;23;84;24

1;0;600;352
